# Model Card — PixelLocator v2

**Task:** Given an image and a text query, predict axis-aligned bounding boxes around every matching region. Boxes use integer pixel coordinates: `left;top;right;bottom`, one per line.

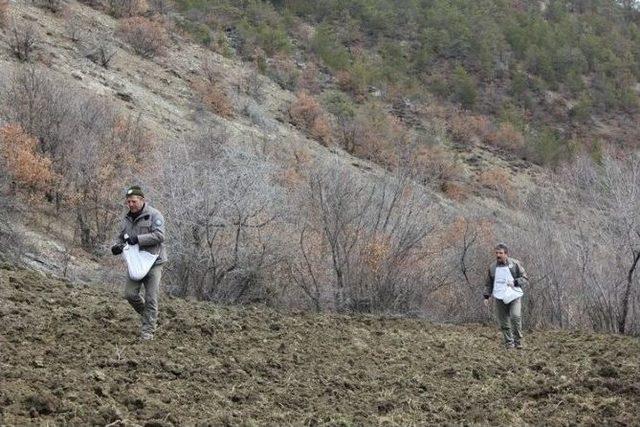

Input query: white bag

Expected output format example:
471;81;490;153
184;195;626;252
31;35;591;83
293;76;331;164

122;243;158;280
502;285;523;304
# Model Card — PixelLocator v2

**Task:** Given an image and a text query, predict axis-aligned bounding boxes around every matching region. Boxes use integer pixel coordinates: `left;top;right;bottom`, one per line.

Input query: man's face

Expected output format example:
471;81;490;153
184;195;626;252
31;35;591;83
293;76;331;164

495;249;508;264
126;196;144;214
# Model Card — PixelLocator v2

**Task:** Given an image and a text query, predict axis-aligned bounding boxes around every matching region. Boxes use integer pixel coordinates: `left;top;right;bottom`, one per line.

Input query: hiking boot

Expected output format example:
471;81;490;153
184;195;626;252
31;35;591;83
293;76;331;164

140;332;154;341
505;342;515;350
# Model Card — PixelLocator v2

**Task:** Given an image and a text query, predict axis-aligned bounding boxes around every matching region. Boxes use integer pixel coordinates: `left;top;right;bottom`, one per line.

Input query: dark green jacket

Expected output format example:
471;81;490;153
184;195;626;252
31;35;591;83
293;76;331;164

116;203;167;265
483;258;528;299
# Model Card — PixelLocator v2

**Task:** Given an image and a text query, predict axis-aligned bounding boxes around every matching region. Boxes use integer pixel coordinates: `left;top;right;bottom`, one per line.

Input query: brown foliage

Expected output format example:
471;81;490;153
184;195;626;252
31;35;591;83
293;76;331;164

486;122;526;152
0;0;9;28
191;80;235;119
440;181;469;201
118;17;168;58
108;0;148;18
0;124;55;195
336;70;366;101
289;91;332;145
193;58;235;118
449;113;493;146
346;105;411;168
267;54;299;91
413;144;465;190
477;167;517;205
444;216;494;249
298;62;321;94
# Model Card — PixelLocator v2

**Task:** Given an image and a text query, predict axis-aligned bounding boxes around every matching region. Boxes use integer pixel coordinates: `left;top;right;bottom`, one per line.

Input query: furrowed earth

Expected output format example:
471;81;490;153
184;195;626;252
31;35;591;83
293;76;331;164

1;265;639;426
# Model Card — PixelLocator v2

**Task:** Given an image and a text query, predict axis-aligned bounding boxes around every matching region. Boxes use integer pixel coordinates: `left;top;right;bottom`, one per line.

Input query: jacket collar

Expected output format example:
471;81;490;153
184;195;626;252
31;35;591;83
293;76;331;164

126;203;149;222
497;258;512;267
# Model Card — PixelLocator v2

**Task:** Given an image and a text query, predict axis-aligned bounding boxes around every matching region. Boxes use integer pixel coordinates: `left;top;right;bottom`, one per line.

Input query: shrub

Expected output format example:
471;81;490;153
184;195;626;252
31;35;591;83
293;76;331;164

450;65;477;109
347;102;410;168
266;54;299;91
9;23;39;62
526;127;577;166
477;168;517;205
63;8;83;42
118;17;168;58
0;0;8;28
34;0;63;13
0;124;55;195
335;60;376;101
289;91;332;145
298;62;320;94
448;114;492;146
323;90;356;123
243;100;270;129
175;16;211;46
108;0;148;18
238;18;290;57
77;0;101;7
83;36;117;68
311;23;350;70
191;80;235;119
487;122;525;152
413;144;466;195
1;67;152;247
147;0;172;16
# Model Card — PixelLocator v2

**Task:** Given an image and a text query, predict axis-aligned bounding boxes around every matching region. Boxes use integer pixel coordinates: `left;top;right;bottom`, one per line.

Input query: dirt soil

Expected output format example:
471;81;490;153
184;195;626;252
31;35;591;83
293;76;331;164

1;265;639;426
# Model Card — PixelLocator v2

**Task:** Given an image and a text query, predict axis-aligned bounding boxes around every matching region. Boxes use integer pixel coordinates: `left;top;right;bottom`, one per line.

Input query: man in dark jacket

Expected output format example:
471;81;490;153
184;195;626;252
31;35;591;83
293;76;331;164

111;186;166;340
483;243;529;349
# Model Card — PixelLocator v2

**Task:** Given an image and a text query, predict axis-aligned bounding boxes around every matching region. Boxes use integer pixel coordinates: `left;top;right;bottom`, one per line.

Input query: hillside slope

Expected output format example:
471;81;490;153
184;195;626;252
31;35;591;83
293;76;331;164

1;266;639;425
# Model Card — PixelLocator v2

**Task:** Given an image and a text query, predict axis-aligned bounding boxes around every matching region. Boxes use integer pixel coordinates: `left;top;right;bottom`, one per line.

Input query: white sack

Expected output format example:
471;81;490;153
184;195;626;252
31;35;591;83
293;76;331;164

122;243;158;281
501;285;523;304
493;265;523;303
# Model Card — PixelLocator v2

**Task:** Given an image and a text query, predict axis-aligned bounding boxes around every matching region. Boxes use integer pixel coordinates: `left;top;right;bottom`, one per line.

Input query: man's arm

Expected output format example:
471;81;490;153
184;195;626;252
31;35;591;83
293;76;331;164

111;220;126;255
137;211;165;247
513;261;529;288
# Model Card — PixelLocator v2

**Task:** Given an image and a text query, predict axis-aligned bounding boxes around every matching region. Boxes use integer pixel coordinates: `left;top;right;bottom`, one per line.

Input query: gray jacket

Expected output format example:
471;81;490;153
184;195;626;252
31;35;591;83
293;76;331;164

483;258;528;299
116;204;167;264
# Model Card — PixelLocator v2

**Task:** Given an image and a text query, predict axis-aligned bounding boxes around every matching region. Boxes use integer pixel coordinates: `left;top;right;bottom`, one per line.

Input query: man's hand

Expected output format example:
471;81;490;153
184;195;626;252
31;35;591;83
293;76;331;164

125;235;139;245
507;278;515;288
111;243;124;255
483;298;490;308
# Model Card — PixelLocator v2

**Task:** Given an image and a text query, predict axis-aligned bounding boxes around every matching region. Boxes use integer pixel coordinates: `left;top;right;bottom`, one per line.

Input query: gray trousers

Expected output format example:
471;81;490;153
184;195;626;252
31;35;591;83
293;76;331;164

495;298;522;345
124;264;162;334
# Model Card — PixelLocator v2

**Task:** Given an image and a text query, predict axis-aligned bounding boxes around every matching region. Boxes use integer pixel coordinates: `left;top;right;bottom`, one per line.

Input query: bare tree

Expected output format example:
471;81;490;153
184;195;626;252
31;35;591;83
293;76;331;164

1;66;150;249
293;162;442;314
83;35;117;68
9;23;39;62
63;9;84;42
161;126;284;303
563;154;640;334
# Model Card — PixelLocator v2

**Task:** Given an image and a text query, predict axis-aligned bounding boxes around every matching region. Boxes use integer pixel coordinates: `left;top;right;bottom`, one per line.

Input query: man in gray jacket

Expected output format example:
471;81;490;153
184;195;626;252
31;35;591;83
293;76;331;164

111;185;166;341
483;243;529;349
